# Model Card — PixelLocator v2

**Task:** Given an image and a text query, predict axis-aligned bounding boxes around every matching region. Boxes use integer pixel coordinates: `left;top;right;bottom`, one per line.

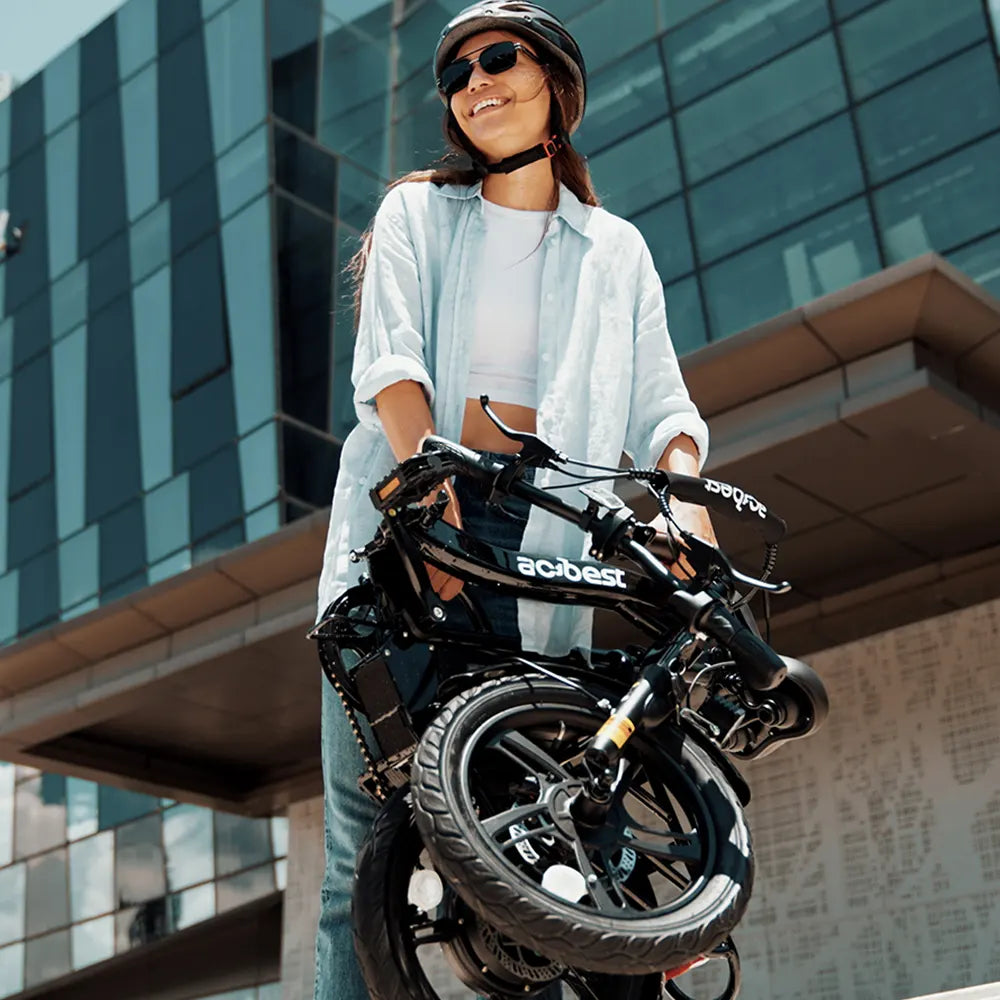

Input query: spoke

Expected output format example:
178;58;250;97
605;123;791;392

569;839;622;914
486;729;573;781
643;853;695;891
622;832;702;864
411;919;457;947
481;799;549;839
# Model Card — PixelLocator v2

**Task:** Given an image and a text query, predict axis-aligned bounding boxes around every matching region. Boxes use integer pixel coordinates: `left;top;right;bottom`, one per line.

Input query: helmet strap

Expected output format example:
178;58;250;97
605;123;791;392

484;131;568;174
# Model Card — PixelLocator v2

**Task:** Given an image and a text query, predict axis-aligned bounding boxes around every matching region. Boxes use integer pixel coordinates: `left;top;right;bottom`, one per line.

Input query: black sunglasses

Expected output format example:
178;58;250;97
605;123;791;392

437;40;542;98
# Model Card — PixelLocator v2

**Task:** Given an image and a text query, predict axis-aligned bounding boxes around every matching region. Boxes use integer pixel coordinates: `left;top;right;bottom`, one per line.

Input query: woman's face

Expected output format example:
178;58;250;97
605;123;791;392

447;29;553;162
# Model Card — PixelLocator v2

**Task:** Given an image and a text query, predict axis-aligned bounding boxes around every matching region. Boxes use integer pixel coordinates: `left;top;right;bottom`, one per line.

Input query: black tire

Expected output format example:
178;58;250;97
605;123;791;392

411;678;753;976
353;787;661;999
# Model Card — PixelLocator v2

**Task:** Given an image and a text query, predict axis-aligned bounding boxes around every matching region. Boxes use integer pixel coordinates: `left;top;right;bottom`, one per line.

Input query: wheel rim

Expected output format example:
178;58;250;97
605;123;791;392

454;699;720;922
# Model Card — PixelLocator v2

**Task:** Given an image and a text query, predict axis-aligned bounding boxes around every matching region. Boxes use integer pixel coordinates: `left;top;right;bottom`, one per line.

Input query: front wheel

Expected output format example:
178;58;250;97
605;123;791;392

411;678;753;976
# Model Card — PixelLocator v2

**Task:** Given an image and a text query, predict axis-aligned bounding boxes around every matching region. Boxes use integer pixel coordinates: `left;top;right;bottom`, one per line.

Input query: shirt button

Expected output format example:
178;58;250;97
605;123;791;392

541;352;551;363
545;292;554;302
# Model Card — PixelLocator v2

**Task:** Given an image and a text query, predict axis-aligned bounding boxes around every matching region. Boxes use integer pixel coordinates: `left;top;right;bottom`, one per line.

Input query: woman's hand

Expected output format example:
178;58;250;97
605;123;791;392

649;498;717;580
419;480;465;600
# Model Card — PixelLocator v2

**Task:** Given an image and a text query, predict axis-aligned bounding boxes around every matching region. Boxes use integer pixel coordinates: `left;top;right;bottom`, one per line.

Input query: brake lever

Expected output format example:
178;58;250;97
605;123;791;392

728;566;791;595
479;395;566;466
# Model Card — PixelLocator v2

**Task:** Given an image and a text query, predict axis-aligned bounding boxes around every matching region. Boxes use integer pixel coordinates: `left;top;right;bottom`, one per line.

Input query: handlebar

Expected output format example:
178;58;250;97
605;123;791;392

371;436;788;691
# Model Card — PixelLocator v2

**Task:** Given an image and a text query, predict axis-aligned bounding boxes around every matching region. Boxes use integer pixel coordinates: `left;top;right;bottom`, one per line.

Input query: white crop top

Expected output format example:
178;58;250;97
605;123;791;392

467;198;549;409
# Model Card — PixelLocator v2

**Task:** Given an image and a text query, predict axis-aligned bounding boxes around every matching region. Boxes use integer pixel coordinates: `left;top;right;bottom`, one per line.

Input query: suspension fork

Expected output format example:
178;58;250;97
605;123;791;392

571;636;692;826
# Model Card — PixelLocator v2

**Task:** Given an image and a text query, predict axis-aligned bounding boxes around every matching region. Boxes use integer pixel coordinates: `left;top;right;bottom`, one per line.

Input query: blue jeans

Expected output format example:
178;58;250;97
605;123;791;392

314;460;533;999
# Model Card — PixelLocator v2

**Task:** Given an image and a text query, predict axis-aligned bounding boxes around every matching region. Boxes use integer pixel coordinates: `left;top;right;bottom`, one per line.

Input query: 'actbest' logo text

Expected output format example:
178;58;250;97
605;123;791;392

515;556;626;589
703;479;767;519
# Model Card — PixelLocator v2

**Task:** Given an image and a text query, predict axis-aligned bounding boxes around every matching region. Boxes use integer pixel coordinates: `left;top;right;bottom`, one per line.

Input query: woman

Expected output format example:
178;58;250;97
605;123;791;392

314;3;715;996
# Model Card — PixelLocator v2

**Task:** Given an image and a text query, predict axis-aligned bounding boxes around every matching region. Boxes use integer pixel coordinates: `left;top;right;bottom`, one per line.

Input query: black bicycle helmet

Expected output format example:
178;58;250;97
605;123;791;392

434;2;587;133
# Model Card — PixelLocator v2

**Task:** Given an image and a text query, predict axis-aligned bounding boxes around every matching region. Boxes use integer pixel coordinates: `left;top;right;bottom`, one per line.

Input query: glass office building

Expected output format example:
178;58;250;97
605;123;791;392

0;0;999;995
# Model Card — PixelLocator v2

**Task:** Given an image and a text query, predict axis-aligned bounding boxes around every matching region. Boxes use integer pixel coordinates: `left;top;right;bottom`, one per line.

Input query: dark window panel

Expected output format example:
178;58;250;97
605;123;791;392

102;570;148;603
9;74;44;162
171;165;220;258
689;114;865;264
192;520;245;563
116;899;170;952
566;0;658;73
281;422;340;509
116;0;158;80
99;786;158;830
8;479;56;568
25;848;69;937
269;0;320;133
318;15;390;170
702;198;880;339
330;226;359;441
274;124;337;215
14;775;66;859
392;99;449;175
189;445;243;541
832;0;875;15
116;813;166;906
633;195;695;284
216;863;275;912
9;353;53;496
325;0;391;38
80;15;118;110
284;498;314;522
24;929;70;990
157;0;202;53
663;0;829;108
171;234;230;396
665;275;708;355
78;90;128;258
874;133;1000;264
275;196;332;429
336;159;382;232
839;0;988;100
657;0;717;30
4;145;50;312
394;1;443;82
99;500;145;589
573;43;668;157
12;291;51;370
855;44;1000;185
214;812;272;877
949;231;1000;300
43;43;81;136
87;232;131;316
158;30;215;196
173;371;237;471
17;550;59;634
86;297;142;522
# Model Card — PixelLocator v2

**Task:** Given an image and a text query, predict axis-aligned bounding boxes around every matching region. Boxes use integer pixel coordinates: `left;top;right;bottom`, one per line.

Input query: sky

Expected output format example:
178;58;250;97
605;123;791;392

0;0;126;85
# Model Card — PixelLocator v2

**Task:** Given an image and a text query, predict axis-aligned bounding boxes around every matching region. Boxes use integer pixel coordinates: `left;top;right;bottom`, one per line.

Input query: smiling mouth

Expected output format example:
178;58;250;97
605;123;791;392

470;98;510;117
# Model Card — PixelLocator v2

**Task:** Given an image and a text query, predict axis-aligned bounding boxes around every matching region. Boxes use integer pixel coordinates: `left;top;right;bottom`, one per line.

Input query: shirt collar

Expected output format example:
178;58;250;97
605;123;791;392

436;180;592;238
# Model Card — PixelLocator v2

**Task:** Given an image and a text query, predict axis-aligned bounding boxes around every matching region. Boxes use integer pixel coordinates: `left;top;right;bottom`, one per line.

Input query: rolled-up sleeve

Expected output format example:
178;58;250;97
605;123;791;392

351;185;435;429
625;240;709;470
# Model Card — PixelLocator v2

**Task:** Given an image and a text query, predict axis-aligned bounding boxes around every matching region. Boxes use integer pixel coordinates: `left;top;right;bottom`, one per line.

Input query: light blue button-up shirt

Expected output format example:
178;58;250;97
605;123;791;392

317;178;709;656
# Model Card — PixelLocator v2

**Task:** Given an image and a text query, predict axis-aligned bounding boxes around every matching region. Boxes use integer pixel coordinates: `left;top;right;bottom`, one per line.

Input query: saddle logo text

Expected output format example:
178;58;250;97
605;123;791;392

703;478;767;519
515;555;627;589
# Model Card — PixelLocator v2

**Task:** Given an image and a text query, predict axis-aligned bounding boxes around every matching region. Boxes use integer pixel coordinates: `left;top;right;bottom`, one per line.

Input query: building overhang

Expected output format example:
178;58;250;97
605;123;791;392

1;253;998;811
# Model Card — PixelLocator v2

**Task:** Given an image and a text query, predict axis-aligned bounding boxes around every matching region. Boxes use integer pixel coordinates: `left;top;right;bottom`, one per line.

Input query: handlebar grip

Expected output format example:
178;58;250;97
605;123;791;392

698;604;787;691
666;473;786;544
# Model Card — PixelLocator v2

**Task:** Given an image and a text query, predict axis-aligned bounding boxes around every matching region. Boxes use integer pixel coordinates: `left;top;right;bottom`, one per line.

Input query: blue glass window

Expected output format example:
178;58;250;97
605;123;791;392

69;832;114;921
58;526;98;613
8;479;56;568
70;916;114;971
172;235;229;397
663;0;829;107
0;98;9;173
0;572;17;645
245;502;280;542
336;160;382;232
330;227;359;441
100;787;157;831
116;0;157;80
319;15;390;171
632;196;694;284
204;0;267;154
173;371;237;471
78;91;128;259
282;423;340;508
665;275;707;355
839;0;988;100
50;262;88;340
190;446;242;541
0;864;26;946
133;268;174;491
25;848;69;936
14;775;66;858
269;0;320;134
214;813;272;876
275;124;338;216
172;881;215;929
0;316;10;379
121;63;160;223
129;203;171;283
690;114;865;263
66;778;99;841
238;423;279;512
393;2;439;83
12;292;50;371
855;45;1000;184
87;232;130;316
703;198;880;339
5;145;50;313
589;119;680;219
949;231;1000;300
567;0;657;72
574;43;667;156
677;33;847;183
24;929;70;988
163;804;214;891
17;550;59;634
99;500;145;590
43;44;80;135
145;474;190;563
9;353;53;495
0;942;24;999
216;126;269;220
148;549;192;585
874;133;1000;263
659;0;716;29
9;76;43;163
216;864;275;911
0;765;13;866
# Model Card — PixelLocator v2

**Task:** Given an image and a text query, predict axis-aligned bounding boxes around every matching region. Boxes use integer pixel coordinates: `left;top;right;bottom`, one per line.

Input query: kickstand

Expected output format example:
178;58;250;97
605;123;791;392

662;937;741;1000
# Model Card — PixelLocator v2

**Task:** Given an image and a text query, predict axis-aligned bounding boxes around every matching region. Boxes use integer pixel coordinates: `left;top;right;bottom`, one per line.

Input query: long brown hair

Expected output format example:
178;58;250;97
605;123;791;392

348;56;600;328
